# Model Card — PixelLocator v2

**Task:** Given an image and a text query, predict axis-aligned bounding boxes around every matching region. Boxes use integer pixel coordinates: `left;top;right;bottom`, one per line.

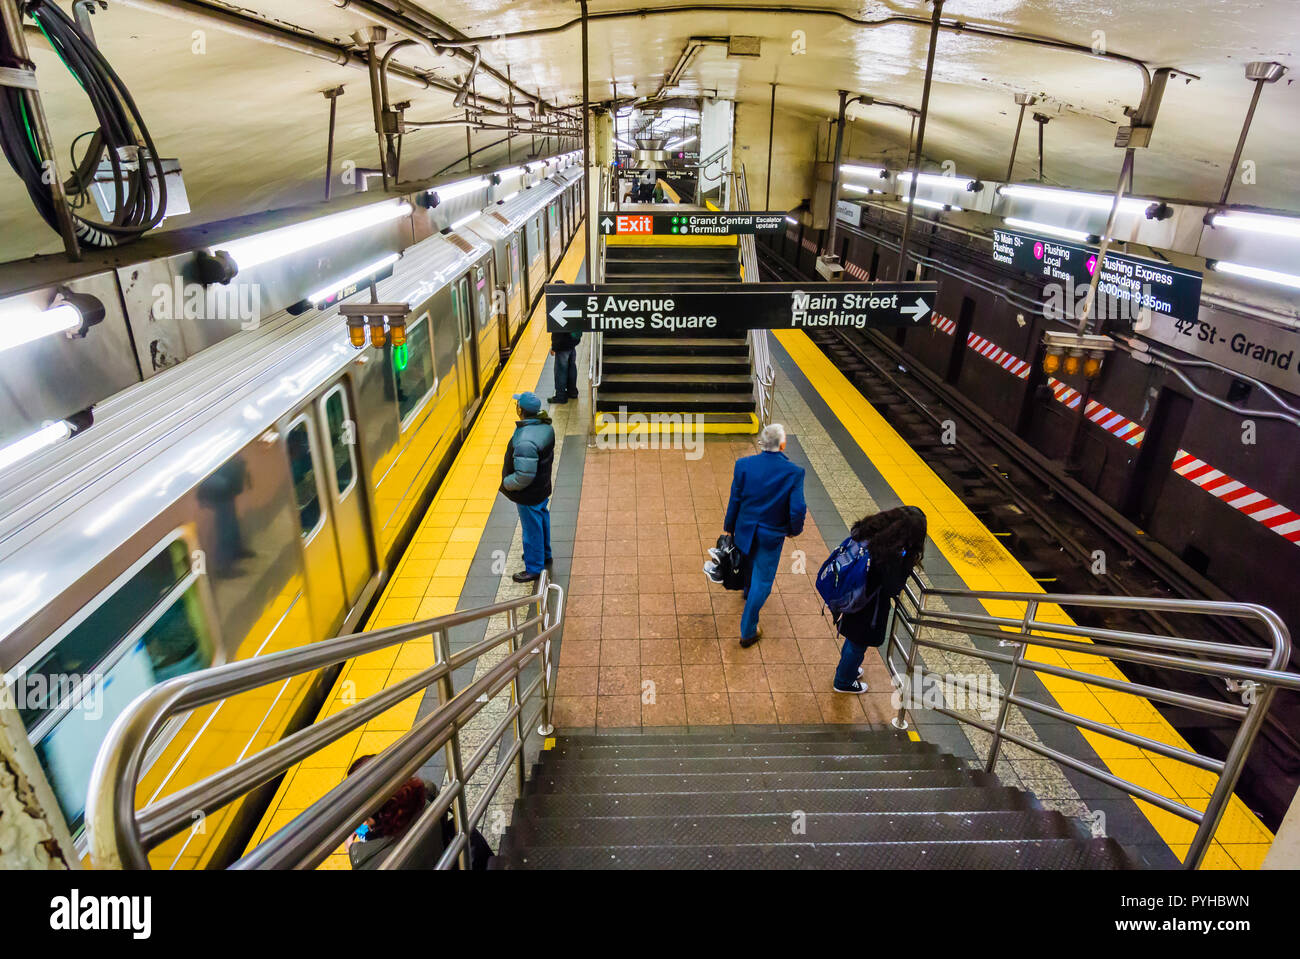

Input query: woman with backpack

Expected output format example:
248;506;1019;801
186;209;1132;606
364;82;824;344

826;506;927;694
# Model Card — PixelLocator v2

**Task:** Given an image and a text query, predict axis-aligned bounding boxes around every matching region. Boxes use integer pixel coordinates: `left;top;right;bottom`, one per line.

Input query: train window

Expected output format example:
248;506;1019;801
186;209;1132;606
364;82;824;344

475;266;490;330
286;419;323;537
24;536;214;830
395;313;437;425
321;386;356;497
509;240;521;289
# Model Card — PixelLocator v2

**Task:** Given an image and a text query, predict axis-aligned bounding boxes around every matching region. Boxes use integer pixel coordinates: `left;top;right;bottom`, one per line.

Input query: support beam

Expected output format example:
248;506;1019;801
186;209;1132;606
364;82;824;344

896;0;944;279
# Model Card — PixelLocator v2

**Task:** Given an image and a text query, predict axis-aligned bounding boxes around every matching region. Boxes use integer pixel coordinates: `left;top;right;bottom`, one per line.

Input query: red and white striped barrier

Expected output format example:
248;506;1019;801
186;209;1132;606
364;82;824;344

1172;451;1300;544
968;332;1032;380
931;312;957;335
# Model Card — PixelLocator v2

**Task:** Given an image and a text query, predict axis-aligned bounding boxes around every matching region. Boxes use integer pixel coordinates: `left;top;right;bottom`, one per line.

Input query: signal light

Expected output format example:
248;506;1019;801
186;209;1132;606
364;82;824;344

1042;351;1062;374
1063;352;1082;376
389;321;407;347
369;321;387;348
1084;354;1104;379
346;316;367;349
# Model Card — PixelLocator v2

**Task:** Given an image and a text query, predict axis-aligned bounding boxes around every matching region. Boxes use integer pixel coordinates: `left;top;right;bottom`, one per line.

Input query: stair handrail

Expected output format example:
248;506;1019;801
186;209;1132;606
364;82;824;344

881;571;1300;869
730;165;776;426
86;573;564;870
587;165;608;448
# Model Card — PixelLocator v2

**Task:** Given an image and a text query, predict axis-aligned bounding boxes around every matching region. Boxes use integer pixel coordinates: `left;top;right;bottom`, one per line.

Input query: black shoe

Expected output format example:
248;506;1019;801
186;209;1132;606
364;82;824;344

567;390;580;399
512;570;541;583
739;625;762;648
547;395;569;404
832;679;869;694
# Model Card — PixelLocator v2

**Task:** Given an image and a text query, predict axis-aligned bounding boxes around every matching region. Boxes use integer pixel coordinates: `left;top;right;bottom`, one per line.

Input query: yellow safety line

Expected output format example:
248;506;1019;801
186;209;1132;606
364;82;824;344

246;226;589;869
775;328;1273;870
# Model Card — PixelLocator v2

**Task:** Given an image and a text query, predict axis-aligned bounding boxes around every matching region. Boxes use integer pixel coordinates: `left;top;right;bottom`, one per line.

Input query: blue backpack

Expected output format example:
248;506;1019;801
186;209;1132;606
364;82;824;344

815;535;874;614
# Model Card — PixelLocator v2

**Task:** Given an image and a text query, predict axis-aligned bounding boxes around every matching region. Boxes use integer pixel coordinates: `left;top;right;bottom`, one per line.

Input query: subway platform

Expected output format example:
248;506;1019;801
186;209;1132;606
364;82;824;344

246;231;1272;871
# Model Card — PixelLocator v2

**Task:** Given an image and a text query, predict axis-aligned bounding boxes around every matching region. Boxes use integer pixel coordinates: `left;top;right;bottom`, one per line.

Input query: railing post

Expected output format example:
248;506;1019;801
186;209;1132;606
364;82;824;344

1185;683;1278;869
506;607;526;798
985;600;1035;774
538;583;558;736
891;587;925;730
433;628;471;870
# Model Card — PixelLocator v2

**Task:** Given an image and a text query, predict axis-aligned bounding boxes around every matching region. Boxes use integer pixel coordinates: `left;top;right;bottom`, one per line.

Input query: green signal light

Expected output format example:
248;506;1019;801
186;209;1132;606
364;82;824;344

393;342;409;371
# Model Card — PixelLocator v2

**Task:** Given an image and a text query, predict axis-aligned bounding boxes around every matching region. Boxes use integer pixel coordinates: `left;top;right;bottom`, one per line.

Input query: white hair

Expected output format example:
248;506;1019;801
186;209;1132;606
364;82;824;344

758;423;786;451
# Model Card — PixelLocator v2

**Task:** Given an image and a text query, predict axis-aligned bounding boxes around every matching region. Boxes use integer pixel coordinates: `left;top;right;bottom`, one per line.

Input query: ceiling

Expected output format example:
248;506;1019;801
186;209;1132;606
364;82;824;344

3;0;1298;263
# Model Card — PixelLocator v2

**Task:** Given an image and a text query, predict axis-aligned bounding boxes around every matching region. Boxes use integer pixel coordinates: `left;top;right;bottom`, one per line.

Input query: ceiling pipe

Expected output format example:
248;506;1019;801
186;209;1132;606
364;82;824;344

1217;61;1287;207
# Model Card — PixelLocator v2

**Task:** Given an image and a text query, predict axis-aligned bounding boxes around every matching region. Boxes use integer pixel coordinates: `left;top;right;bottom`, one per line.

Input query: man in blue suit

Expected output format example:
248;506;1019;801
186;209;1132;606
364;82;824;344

723;424;807;647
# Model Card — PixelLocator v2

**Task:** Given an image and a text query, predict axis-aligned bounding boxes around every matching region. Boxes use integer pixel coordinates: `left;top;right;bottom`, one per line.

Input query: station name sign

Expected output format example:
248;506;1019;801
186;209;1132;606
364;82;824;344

598;211;787;236
992;229;1203;327
545;282;937;334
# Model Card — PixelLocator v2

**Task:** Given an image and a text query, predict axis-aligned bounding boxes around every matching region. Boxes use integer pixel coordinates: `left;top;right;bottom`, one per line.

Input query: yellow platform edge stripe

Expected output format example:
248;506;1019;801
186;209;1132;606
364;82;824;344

774;328;1272;870
245;225;589;868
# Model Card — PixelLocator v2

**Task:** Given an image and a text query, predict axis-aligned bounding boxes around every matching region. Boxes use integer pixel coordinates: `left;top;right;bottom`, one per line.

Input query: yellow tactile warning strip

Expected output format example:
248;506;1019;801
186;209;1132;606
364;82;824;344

245;225;588;870
774;328;1274;870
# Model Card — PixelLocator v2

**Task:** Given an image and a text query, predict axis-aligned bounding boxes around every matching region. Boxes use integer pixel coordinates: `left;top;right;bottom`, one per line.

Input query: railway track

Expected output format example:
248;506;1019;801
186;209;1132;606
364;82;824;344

759;247;1300;831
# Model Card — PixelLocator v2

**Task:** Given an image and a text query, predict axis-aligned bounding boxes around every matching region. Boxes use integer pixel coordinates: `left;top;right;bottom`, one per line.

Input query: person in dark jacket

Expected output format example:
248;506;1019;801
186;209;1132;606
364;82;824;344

500;391;555;583
344;755;491;870
548;327;582;404
831;506;927;693
723;424;807;646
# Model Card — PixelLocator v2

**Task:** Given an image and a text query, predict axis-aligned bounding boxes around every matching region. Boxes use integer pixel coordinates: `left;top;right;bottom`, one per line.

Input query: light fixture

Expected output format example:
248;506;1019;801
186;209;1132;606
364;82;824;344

1042;331;1114;376
0;292;105;355
784;215;798;225
898;171;980;191
449;212;478;231
1209;211;1300;239
614;138;637;150
1003;217;1092;243
430;177;488;204
903;197;959;212
998;184;1149;215
666;135;697;149
498;190;520;203
211;200;412;277
840;164;887;179
842;184;881;195
308;253;401;307
1209;259;1300;291
0;419;73;473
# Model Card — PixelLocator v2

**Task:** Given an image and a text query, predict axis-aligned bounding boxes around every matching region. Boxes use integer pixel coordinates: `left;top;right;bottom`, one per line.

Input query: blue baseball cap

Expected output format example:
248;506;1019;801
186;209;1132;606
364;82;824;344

513;391;542;414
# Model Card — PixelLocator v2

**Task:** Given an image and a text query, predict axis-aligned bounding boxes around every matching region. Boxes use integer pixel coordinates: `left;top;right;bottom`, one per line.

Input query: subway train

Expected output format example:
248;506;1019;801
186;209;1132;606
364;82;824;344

0;162;584;868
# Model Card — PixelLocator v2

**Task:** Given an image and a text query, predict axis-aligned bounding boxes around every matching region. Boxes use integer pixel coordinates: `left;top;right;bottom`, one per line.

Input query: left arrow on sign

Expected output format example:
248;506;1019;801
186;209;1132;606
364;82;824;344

549;300;583;327
900;297;931;324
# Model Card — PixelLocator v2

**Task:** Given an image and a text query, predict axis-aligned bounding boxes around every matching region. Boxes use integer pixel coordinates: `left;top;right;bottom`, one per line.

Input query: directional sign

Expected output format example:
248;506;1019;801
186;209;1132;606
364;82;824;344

545;282;938;334
992;229;1203;328
599;211;787;236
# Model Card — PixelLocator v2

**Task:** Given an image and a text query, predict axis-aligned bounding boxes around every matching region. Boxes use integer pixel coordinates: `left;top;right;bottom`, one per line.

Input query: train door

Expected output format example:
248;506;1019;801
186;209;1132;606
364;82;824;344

507;236;523;337
316;383;373;606
452;274;482;427
283;409;347;637
472;262;497;385
547;201;562;268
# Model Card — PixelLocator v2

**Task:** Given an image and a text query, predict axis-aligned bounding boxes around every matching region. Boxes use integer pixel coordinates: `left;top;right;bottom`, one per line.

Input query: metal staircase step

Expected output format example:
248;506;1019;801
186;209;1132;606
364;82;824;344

524;767;999;795
601;372;753;392
502;809;1079;850
530;754;963;778
595;391;755;413
552;727;919;747
602;336;748;355
603;355;751;374
511;785;1037;820
491;838;1135;870
546;739;942;760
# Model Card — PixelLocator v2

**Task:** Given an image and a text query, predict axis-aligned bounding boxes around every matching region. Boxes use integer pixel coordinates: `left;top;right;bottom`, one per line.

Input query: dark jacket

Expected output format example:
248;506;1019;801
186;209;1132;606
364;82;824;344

348;779;446;870
723;450;807;555
834;552;914;648
550;329;582;352
501;413;555;506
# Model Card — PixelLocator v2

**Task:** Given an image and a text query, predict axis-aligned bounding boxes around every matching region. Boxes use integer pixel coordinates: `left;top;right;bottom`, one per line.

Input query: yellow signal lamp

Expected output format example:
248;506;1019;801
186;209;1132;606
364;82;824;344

1083;352;1105;379
1042;350;1062;375
369;319;387;348
1063;351;1082;376
388;320;407;347
345;315;367;349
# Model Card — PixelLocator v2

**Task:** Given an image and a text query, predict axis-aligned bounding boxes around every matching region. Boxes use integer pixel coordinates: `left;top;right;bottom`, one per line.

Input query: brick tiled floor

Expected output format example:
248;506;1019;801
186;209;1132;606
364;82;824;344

552;440;897;728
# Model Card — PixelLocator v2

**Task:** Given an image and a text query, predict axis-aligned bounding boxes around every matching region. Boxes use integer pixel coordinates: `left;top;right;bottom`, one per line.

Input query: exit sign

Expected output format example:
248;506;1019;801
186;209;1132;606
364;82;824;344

615;214;652;234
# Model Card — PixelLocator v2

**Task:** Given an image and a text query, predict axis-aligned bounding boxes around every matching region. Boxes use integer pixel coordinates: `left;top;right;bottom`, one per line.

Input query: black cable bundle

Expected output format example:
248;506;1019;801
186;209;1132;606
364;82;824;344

0;0;166;247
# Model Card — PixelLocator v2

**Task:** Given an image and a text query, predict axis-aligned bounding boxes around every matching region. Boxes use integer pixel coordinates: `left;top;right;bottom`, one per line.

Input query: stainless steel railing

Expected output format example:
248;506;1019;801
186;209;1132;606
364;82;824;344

881;570;1300;869
586;166;608;448
86;573;563;870
728;165;776;426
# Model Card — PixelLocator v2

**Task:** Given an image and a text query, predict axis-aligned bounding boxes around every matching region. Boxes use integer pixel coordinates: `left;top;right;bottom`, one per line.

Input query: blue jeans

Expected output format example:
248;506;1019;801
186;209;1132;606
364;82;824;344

740;527;785;640
834;637;867;689
517;500;552;575
553;348;578;397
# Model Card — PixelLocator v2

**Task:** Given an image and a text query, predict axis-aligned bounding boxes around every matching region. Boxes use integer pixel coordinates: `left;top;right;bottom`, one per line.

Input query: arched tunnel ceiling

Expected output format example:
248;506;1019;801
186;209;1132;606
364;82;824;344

3;0;1298;263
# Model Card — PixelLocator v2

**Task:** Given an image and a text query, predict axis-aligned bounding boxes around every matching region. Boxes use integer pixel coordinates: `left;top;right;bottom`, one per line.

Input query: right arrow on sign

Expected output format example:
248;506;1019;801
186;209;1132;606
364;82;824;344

901;297;931;323
549;300;583;327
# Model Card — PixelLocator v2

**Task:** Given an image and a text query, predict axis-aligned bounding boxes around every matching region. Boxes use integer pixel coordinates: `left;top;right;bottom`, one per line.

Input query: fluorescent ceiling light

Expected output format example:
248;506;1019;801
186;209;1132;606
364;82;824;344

999;184;1148;215
0;302;81;354
430;176;488;202
450;212;479;231
1211;260;1300;291
496;166;525;178
614;138;636;150
666;135;697;149
308;253;401;306
904;196;959;212
0;420;72;473
898;171;972;190
1210;211;1300;239
1003;217;1092;243
842;184;881;195
219;201;412;272
785;216;798;224
840;164;886;179
500;190;520;202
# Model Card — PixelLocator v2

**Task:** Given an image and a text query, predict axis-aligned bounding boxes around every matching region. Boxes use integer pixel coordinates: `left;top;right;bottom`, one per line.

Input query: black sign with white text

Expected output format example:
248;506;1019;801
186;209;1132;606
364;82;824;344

545;282;938;334
598;211;787;236
992;229;1203;327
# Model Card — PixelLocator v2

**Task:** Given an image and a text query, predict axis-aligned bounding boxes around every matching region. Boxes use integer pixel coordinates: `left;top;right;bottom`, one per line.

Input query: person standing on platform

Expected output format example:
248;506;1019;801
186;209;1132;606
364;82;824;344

500;391;555;583
829;506;927;694
549;326;582;404
723;424;807;647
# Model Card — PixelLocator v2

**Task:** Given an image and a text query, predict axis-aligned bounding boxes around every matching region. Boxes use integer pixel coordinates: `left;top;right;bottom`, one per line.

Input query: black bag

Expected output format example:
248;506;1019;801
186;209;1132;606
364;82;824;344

714;533;745;591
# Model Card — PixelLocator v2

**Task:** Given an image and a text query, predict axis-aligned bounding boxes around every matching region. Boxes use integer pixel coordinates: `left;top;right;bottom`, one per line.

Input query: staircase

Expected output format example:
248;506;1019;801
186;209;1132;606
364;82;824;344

491;727;1134;869
597;243;756;425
